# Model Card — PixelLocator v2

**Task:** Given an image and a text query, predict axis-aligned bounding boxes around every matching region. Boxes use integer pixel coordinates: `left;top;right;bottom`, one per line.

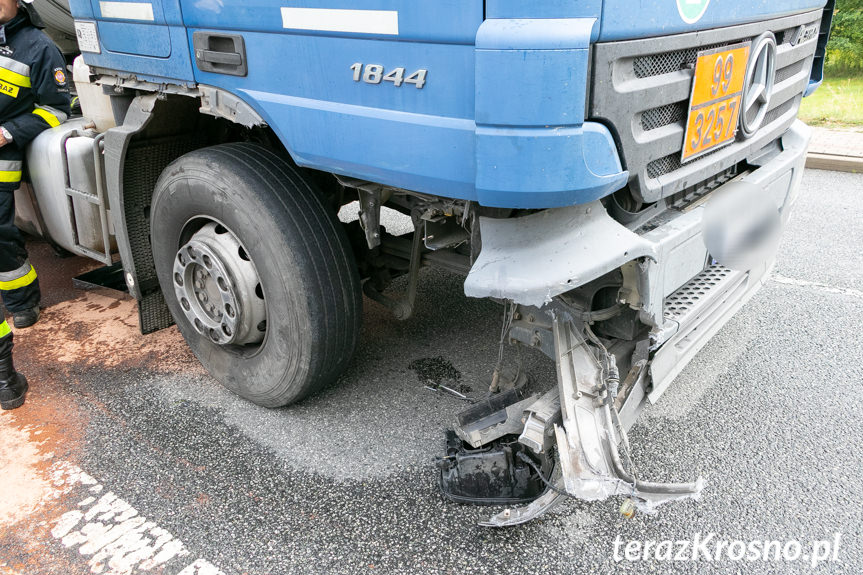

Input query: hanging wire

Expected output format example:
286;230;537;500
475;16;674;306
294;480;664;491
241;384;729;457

490;300;518;393
583;322;641;491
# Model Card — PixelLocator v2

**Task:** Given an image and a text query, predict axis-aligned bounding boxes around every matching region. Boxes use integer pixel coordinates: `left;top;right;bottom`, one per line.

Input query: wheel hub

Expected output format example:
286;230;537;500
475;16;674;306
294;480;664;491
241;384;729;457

172;222;266;346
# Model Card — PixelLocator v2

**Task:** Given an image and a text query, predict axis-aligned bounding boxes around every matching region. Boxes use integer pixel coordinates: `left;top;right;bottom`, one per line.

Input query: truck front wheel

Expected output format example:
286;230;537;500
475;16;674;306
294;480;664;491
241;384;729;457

150;143;362;407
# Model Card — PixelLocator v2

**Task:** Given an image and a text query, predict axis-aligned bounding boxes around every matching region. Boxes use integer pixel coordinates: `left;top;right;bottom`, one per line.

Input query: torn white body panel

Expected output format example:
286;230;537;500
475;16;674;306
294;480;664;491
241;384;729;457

552;311;704;501
482;307;704;527
463;201;658;308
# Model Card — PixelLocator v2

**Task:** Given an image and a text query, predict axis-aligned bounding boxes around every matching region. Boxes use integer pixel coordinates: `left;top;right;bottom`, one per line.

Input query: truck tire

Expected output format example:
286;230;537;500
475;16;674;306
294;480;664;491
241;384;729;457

150;143;362;407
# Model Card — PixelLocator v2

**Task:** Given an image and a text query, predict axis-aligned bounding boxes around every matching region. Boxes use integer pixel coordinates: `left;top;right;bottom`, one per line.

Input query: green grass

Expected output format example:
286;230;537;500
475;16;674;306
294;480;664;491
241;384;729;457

798;72;863;127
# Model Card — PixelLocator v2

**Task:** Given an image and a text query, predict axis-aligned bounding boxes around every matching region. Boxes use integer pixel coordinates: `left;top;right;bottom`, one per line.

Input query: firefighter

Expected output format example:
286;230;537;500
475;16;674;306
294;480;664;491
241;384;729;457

0;318;26;409
0;0;70;327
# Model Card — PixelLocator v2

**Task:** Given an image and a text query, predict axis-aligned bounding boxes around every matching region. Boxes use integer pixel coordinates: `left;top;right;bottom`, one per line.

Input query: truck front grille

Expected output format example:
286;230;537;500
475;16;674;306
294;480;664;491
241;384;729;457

647;154;681;180
641;103;687;132
590;10;822;203
633;43;724;78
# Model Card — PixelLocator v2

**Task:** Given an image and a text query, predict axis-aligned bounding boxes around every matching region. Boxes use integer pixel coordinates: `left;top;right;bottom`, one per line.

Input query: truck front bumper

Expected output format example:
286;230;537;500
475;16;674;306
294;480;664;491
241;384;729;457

467;121;810;526
466;119;811;406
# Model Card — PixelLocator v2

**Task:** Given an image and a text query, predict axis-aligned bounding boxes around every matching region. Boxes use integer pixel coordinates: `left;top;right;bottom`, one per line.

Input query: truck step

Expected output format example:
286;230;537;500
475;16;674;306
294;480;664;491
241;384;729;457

663;264;744;330
650;263;752;402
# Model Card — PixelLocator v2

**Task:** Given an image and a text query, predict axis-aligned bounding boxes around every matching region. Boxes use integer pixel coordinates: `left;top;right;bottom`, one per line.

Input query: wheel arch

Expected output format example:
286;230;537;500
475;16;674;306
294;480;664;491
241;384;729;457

103;87;301;334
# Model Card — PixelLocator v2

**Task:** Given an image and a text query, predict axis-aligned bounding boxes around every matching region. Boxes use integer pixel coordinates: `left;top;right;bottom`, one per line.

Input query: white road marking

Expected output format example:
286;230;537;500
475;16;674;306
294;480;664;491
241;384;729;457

99;1;155;21
770;273;863;299
42;461;225;575
280;7;398;35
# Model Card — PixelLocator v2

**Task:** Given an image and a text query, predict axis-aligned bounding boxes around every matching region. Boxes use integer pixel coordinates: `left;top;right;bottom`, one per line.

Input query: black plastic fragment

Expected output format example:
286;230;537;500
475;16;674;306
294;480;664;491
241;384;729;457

455;388;521;430
436;430;553;506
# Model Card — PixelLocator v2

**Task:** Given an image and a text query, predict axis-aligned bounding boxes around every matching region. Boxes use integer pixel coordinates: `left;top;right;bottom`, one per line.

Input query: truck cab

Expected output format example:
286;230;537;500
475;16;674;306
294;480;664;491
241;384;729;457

21;0;833;524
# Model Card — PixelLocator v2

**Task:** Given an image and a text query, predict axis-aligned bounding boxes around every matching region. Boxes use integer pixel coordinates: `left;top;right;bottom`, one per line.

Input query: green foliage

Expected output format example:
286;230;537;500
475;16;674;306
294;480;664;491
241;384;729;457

799;75;863;126
826;0;863;72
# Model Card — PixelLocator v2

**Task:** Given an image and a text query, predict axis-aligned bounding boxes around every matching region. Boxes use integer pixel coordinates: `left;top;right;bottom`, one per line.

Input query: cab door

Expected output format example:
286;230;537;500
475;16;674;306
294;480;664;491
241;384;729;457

89;0;173;57
178;1;485;196
75;0;194;82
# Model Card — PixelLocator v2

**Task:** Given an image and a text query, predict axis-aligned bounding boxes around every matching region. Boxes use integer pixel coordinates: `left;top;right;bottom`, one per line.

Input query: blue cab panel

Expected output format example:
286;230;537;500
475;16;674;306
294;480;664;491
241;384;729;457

68;0;826;208
485;0;602;24
180;2;626;208
90;0;170;57
72;0;194;83
598;0;826;41
182;0;484;199
804;0;834;97
474;18;627;207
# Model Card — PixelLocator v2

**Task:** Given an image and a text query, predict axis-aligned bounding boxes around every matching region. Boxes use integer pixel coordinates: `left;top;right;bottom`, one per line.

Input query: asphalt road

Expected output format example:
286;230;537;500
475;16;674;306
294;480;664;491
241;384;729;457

1;169;861;575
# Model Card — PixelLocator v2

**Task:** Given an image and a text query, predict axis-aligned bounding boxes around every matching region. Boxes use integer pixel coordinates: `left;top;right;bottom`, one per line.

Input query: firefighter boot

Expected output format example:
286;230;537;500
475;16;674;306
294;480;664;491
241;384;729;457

13;306;40;329
0;351;28;410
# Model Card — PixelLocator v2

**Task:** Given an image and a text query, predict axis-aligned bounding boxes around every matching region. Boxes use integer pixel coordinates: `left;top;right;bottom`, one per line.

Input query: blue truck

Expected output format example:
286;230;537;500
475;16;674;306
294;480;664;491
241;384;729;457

20;0;832;524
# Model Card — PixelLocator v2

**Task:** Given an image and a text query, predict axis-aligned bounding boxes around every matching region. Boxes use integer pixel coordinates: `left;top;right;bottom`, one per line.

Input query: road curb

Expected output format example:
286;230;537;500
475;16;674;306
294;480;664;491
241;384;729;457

805;153;863;173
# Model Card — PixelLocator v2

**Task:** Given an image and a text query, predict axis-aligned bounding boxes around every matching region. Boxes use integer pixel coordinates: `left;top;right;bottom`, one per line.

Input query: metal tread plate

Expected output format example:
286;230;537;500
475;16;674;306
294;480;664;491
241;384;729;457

663;264;743;326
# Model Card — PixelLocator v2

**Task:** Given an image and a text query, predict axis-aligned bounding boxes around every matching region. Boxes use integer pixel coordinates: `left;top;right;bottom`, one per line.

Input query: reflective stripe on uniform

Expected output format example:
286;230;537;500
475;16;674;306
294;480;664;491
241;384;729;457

0;55;31;78
32;106;61;127
0;158;22;182
34;104;67;125
0;160;22;171
0;261;37;290
0;170;21;183
0;319;10;338
0;65;30;88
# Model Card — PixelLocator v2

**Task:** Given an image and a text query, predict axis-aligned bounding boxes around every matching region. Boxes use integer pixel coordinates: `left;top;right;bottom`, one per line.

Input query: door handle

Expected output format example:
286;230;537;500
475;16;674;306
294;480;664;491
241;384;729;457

193;32;247;77
196;49;242;66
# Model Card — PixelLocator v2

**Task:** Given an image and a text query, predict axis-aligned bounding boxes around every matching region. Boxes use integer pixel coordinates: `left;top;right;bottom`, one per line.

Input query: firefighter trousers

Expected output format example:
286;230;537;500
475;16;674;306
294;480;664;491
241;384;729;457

0;189;40;313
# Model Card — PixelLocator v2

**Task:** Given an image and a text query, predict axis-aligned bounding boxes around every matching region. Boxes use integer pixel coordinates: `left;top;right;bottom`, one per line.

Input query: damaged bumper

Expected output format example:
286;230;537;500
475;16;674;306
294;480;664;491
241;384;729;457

465;121;810;317
466;120;809;404
476;305;705;528
456;121;810;526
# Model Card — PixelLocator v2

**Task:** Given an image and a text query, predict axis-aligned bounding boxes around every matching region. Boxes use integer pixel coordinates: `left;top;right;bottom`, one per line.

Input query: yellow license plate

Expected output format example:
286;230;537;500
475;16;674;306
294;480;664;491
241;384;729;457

681;42;751;162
